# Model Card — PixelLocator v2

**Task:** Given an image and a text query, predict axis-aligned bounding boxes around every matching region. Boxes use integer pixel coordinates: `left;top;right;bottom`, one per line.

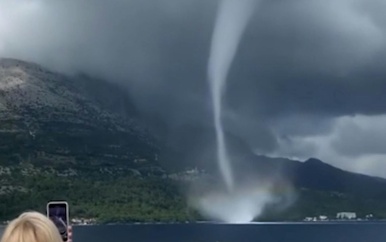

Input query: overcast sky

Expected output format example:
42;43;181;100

1;0;386;177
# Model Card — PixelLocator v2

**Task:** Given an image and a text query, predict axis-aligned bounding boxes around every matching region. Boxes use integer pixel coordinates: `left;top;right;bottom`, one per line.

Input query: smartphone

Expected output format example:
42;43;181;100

46;201;70;242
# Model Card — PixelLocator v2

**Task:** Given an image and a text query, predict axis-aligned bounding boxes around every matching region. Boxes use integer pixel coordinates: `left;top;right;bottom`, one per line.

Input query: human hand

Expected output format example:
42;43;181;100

67;225;73;242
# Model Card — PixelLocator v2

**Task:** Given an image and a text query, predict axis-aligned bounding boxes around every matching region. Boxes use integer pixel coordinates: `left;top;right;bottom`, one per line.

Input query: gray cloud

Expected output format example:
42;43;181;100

1;0;386;176
331;115;386;157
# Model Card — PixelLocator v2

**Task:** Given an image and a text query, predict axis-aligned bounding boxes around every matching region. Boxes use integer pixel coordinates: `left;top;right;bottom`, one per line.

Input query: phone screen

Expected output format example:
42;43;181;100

47;202;69;242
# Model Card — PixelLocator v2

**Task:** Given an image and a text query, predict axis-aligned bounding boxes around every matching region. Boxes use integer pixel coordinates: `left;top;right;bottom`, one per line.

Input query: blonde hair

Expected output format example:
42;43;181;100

0;211;62;242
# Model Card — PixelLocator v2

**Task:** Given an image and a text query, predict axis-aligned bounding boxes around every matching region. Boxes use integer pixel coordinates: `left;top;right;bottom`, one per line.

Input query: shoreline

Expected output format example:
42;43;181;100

82;220;386;226
2;220;386;228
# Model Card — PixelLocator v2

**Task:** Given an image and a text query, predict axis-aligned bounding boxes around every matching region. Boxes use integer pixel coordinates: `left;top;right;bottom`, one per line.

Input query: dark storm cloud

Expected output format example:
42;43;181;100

228;0;386;116
0;0;217;121
2;0;386;175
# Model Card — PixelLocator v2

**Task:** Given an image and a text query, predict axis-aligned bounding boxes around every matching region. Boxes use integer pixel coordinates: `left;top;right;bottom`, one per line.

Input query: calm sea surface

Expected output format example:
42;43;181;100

1;222;386;242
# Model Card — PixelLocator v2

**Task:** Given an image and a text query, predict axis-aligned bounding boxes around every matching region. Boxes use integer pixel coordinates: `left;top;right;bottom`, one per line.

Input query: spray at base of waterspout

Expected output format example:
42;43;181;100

189;182;277;223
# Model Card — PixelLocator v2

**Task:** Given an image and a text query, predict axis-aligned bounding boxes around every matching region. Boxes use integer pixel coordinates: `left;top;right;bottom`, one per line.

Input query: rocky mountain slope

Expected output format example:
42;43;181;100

0;58;159;171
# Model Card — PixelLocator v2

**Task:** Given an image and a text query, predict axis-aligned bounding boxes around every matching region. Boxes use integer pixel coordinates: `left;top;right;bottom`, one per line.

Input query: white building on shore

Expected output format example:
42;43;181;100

336;212;356;220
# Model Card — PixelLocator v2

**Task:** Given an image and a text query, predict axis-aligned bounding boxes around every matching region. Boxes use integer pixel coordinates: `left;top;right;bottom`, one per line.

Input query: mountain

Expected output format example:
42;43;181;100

0;58;159;171
290;158;386;199
2;58;386;222
229;154;386;199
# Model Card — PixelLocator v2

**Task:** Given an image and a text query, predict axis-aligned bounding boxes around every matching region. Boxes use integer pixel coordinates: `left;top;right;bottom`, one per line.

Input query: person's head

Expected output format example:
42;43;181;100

0;211;62;242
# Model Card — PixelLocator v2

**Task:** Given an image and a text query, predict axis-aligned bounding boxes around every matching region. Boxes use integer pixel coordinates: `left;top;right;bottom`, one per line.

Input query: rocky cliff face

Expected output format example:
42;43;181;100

0;58;158;169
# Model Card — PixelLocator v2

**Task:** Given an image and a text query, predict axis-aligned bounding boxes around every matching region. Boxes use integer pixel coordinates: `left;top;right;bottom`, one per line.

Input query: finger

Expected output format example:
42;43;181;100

67;226;73;241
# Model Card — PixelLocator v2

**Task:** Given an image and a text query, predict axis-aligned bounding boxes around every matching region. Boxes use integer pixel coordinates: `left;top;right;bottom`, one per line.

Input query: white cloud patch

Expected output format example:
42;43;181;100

271;114;386;178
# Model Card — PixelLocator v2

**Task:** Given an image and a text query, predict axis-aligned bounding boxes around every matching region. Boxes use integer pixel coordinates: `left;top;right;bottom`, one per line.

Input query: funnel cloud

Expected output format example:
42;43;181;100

208;0;258;192
201;0;281;222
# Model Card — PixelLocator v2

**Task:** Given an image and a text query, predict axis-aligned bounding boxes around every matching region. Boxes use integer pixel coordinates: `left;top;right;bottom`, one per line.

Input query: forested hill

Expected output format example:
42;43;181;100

0;58;186;222
2;58;386;223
